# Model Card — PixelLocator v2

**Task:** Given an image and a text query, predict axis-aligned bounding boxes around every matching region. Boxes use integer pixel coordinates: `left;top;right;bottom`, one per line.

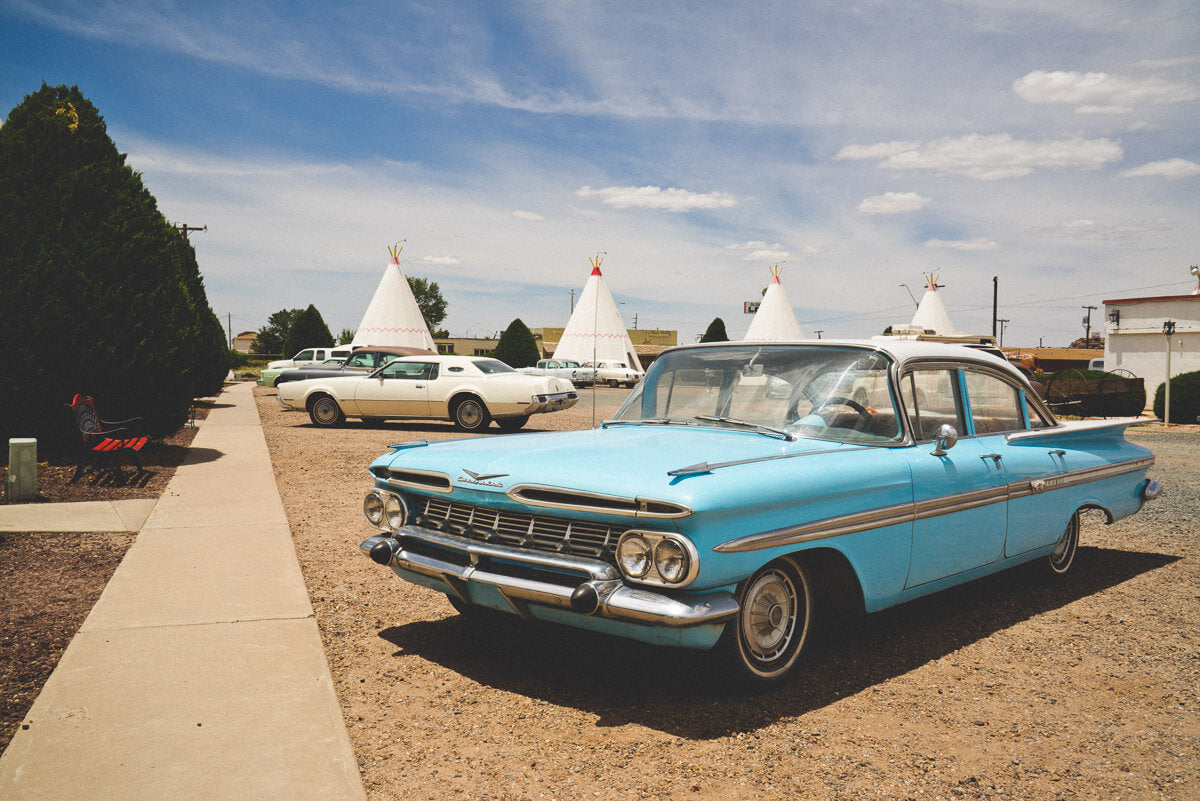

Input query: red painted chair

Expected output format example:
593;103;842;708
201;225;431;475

67;394;149;481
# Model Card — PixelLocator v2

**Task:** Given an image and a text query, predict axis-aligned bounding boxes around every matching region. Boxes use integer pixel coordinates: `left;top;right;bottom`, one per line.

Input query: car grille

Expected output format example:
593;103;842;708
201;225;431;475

415;497;628;562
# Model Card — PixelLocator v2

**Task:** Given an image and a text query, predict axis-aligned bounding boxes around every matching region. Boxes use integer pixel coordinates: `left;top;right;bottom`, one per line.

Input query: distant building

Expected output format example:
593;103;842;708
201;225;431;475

1103;293;1200;395
232;330;258;353
534;327;676;367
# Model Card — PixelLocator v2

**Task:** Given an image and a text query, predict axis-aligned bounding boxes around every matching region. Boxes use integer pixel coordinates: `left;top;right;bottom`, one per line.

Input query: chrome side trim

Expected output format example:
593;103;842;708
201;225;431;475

1005;418;1150;442
506;484;693;519
359;531;739;628
384;467;454;493
715;456;1155;553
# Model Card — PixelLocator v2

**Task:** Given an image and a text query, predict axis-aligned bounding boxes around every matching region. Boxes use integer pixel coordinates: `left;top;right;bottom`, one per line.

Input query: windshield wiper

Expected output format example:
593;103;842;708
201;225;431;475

693;415;795;441
602;418;698;429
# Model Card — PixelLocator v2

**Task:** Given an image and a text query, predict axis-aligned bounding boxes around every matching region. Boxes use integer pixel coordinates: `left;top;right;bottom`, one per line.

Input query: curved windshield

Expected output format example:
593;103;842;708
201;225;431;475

611;345;901;443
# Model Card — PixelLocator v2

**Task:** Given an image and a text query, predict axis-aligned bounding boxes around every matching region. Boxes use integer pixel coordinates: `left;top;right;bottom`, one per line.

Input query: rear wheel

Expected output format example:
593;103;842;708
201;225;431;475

722;557;812;684
608;379;620;387
308;395;345;427
496;416;528;432
1048;511;1080;575
453;396;492;432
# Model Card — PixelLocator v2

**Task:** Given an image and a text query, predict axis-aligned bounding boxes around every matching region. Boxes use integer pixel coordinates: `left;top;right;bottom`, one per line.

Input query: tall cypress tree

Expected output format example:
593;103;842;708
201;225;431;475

0;83;229;444
281;304;334;357
701;317;730;342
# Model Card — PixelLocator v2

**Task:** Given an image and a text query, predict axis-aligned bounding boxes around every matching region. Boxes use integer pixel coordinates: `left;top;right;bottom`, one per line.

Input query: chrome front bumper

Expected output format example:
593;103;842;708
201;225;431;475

522;391;579;414
359;526;738;629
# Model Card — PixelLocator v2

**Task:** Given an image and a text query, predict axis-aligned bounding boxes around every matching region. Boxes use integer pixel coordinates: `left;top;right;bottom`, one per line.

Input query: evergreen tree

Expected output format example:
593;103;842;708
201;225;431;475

337;328;356;346
282;304;334;358
253;308;303;356
0;83;229;444
491;319;540;368
700;317;730;342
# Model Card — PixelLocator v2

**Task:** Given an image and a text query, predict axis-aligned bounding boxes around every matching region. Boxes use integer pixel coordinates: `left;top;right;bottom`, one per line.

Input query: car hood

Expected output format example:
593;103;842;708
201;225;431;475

372;424;869;503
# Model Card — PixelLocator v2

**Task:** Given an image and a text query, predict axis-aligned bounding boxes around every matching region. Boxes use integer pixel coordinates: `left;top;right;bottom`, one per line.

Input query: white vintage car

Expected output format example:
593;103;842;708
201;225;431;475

585;359;643;388
276;355;579;432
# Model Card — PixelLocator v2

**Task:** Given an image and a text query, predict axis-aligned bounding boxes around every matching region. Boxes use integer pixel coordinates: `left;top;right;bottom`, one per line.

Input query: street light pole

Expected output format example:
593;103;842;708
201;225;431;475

1163;321;1175;426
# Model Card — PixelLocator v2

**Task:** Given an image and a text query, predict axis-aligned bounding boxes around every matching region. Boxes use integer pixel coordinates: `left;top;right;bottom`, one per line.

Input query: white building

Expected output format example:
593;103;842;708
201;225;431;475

1103;293;1200;398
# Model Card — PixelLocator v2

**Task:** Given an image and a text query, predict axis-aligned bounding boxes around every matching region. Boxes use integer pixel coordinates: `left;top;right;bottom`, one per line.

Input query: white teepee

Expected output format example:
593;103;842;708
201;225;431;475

743;265;806;341
351;244;436;350
909;273;959;335
553;255;643;371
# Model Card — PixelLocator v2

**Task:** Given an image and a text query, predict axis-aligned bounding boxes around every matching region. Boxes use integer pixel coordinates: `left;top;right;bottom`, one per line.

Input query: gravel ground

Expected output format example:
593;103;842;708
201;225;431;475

254;386;1198;801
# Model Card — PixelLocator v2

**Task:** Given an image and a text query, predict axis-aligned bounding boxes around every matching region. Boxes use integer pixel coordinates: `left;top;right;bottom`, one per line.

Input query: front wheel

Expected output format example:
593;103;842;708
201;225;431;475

722;557;813;684
1047;511;1080;575
308;395;345;427
453;396;492;432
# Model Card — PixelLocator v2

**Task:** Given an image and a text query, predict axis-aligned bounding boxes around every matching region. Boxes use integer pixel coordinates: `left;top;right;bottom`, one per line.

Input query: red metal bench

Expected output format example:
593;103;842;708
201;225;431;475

67;394;149;481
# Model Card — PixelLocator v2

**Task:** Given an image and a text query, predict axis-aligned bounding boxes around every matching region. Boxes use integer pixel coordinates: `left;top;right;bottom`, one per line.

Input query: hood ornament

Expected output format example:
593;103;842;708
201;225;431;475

459;468;510;486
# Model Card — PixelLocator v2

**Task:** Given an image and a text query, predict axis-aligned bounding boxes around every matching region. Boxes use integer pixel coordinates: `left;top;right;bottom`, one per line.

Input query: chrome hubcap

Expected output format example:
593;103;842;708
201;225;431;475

743;570;796;660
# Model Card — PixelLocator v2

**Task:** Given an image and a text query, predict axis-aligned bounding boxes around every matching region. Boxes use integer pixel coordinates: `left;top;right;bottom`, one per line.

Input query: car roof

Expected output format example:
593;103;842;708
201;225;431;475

673;338;1023;379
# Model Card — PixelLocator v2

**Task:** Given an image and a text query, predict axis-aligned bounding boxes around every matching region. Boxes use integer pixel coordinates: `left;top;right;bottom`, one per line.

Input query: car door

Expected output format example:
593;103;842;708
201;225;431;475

353;361;436;417
962;368;1071;558
900;366;1009;588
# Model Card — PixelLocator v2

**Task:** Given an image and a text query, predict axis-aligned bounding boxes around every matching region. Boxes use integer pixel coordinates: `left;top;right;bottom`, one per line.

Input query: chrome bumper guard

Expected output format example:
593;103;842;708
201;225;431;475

523;391;579;414
360;527;738;628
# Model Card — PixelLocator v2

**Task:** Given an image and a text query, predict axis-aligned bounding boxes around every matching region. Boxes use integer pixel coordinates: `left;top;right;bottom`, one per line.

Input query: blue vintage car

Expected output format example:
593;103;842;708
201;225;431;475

359;341;1160;683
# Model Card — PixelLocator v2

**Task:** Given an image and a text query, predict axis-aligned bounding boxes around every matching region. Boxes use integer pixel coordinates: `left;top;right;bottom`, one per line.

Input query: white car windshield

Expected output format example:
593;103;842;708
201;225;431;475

611;345;901;443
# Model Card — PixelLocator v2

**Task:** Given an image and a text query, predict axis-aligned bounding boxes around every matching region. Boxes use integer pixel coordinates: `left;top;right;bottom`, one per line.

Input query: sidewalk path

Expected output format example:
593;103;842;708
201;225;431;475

0;382;367;800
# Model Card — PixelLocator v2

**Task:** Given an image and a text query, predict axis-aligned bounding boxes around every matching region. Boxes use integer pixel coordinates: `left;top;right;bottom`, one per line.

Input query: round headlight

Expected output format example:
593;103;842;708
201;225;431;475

383;493;406;530
654;538;689;584
363;492;385;527
617;535;652;578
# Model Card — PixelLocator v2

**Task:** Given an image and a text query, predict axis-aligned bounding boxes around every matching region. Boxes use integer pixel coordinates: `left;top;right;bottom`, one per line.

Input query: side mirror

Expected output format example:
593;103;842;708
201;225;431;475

932;424;958;456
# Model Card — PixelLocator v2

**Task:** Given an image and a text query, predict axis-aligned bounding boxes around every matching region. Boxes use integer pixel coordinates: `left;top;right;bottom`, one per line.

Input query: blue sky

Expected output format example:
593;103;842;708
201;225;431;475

3;0;1198;346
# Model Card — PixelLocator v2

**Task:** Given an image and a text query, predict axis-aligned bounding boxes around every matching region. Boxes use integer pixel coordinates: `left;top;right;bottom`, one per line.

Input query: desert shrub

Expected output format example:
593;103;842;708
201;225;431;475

1153;370;1200;424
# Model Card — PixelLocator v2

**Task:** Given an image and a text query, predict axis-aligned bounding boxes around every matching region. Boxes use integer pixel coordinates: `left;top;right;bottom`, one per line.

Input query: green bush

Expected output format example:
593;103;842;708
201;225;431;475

0;84;229;445
491;319;540;368
1153;370;1200;424
281;304;333;358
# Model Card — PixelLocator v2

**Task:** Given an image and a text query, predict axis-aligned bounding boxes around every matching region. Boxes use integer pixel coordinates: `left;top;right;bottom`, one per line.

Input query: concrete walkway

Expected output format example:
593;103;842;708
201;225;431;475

0;382;367;801
0;499;158;532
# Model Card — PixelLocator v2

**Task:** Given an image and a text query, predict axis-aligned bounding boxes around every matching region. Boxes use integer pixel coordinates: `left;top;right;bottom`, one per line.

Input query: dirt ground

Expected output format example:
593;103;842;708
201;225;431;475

0;409;203;750
253;386;1198;801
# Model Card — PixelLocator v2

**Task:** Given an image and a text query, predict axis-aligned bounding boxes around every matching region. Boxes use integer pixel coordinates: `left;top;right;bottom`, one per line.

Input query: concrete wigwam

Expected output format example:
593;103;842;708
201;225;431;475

553;255;643;372
351;244;436;350
743;265;806;341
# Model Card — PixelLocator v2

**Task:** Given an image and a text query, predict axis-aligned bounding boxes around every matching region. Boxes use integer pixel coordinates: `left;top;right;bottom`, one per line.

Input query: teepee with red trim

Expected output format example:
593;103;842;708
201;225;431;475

351;244;436;350
909;272;959;335
743;265;805;341
552;255;643;371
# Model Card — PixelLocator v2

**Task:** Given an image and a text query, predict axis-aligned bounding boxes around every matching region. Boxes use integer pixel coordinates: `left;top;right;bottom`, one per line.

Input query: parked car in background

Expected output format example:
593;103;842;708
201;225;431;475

277;355;579;432
260;346;356;387
586;360;643;388
273;346;435;387
518;359;597;386
358;340;1159;684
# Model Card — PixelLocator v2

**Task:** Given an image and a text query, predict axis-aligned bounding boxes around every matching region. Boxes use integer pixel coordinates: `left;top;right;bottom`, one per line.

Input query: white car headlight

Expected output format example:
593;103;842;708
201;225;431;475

383;492;407;529
654;538;689;584
363;491;385;527
617;534;652;578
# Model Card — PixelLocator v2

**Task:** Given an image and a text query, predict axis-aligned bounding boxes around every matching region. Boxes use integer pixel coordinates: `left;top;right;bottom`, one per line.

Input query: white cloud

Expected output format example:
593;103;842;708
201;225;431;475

418;255;462;267
726;241;789;262
1027;218;1176;241
1119;158;1200;179
575;185;737;212
835;141;921;161
838;134;1123;180
924;237;999;251
1013;70;1200;114
511;210;544;221
858;192;932;214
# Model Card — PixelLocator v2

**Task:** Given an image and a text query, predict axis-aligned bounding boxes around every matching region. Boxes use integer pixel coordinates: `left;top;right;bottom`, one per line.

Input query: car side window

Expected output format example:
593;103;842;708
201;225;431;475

346;353;375;367
296;349;315;361
380;362;436;380
964;370;1024;434
900;369;964;441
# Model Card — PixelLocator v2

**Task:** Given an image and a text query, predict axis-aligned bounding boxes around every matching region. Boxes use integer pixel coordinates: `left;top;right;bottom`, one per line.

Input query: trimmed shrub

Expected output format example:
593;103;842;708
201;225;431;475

701;317;729;343
281;304;334;358
491;319;540;368
1153;370;1200;424
0;84;229;445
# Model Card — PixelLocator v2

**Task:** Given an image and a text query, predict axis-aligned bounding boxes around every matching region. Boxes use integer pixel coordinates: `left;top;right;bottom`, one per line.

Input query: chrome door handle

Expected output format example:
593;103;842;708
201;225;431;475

979;453;1003;465
1048;449;1066;457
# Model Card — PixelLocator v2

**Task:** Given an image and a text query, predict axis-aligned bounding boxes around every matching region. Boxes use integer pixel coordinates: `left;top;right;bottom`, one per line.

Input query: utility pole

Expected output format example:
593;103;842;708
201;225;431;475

227;313;232;348
176;223;207;240
814;330;824;339
992;276;998;339
997;318;1010;347
1082;305;1097;342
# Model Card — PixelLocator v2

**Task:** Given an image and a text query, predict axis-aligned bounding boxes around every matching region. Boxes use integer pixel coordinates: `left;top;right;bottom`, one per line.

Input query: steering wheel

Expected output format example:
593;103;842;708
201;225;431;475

814;396;872;426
